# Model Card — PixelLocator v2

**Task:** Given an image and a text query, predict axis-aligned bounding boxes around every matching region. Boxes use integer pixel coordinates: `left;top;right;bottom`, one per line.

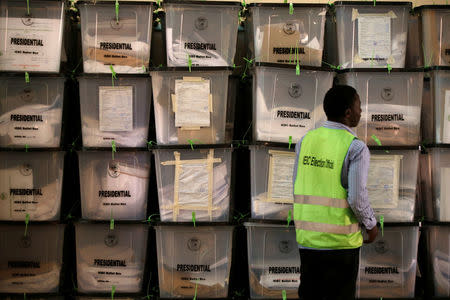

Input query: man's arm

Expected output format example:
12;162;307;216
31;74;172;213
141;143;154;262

347;140;378;242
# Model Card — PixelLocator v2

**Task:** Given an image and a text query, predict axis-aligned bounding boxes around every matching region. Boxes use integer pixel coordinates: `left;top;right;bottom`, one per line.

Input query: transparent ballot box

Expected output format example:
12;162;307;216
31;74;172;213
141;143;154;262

428;225;450;297
245;223;300;299
79;1;153;74
430;148;450;221
156;225;233;298
247;4;327;66
334;2;410;69
0;76;64;148
357;225;419;298
250;145;295;220
253;65;334;144
428;68;450;144
154;148;232;222
78;76;151;148
0;151;64;221
420;6;450;67
0;224;64;293
78;151;151;221
163;1;239;67
0;0;64;72
338;70;423;146
368;149;419;222
151;69;232;145
75;223;148;293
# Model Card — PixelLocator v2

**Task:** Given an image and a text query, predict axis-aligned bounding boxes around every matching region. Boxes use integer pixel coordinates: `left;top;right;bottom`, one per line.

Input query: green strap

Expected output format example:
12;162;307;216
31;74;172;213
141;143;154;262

24;214;30;236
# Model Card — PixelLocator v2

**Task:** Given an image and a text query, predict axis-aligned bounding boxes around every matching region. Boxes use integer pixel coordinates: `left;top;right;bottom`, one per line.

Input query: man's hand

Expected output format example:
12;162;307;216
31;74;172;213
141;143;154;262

363;226;378;244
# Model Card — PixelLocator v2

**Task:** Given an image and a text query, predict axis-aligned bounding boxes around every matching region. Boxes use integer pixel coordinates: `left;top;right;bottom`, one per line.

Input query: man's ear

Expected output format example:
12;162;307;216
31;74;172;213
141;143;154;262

344;108;352;119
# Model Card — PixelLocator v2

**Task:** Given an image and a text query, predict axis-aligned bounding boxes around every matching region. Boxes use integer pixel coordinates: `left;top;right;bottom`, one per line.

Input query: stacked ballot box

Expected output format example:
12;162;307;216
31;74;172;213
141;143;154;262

0;224;65;294
154;148;232;222
333;2;410;69
246;4;327;67
75;222;149;294
78;151;151;221
0;0;65;73
356;224;419;298
150;68;233;145
162;0;240;67
250;145;296;221
155;225;234;298
79;1;153;74
337;69;424;146
427;224;450;297
252;64;335;144
245;223;300;299
419;6;450;67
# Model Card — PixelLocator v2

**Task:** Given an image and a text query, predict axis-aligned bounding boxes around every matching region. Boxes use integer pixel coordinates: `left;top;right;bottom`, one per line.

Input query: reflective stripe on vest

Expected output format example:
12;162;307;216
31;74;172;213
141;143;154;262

294;194;350;209
295;220;361;235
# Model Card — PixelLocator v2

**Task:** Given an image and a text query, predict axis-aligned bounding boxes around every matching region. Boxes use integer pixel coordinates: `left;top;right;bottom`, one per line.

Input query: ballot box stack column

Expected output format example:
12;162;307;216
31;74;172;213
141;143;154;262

74;0;153;297
0;0;67;298
152;1;240;298
244;0;335;298
330;0;423;298
415;1;450;296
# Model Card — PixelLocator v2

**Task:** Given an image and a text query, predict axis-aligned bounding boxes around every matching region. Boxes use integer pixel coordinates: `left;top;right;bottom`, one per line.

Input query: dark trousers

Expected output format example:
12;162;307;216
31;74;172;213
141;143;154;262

298;247;360;300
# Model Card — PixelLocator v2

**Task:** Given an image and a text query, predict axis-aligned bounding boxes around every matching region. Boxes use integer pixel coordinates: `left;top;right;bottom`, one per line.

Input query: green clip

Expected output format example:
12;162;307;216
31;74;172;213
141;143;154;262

387;64;392;73
187;53;192;72
24;214;30;237
110;218;115;231
111;285;116;299
380;215;384;237
289;2;294;15
328;0;334;6
111;140;116;160
242;0;246;6
142;65;146;72
25;72;30;83
284;0;288;3
26;0;30;15
282;290;287;300
115;0;119;23
192;211;196;227
110;65;117;86
295;47;300;75
147;140;156;150
25;144;29;152
193;282;198;300
157;0;161;7
188;139;195;150
373;0;376;6
286;210;292;227
288;136;292;149
371;134;382;146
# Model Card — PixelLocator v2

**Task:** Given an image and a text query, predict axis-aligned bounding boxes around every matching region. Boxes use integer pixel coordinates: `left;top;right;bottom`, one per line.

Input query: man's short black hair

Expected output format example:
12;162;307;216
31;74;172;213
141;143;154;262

323;85;358;121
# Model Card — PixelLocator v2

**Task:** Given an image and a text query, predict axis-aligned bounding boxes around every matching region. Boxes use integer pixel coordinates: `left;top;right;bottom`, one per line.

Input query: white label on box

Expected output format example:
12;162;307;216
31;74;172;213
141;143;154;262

178;163;209;207
99;86;133;132
175;79;211;128
357;16;391;60
271;106;313;138
439;167;450;221
0;166;35;219
0;17;61;72
360;264;403;288
260;272;300;289
367;155;401;209
270;153;295;201
442;90;450;143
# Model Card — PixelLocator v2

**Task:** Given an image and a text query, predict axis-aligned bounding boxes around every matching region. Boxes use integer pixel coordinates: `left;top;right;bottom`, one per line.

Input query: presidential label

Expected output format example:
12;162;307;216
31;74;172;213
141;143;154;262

260;266;300;289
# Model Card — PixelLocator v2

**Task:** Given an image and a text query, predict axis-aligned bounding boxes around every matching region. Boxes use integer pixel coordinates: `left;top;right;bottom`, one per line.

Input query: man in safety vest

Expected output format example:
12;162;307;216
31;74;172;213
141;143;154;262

293;85;378;300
